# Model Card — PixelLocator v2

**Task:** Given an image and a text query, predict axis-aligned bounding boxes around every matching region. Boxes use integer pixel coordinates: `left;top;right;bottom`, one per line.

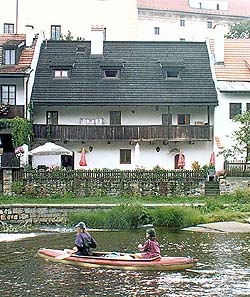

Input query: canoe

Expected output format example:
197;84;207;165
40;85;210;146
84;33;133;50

37;248;197;271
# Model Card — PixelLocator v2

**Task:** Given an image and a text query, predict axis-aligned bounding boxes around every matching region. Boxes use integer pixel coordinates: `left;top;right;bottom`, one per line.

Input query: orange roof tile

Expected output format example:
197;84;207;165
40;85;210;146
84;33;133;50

137;0;250;17
210;39;250;82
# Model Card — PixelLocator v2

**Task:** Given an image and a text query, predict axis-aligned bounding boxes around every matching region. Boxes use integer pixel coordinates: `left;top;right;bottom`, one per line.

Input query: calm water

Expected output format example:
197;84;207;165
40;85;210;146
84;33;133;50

0;228;249;297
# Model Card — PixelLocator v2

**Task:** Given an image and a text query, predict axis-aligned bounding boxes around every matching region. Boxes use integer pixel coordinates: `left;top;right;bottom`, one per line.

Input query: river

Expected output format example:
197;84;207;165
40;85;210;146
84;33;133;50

0;228;249;297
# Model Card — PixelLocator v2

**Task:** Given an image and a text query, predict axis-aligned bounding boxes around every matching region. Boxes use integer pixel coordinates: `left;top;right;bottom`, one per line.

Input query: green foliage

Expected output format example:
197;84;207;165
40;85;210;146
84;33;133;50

149;206;203;228
219;110;250;163
12;181;25;195
60;30;84;41
0;117;33;147
232;187;250;204
226;20;250;39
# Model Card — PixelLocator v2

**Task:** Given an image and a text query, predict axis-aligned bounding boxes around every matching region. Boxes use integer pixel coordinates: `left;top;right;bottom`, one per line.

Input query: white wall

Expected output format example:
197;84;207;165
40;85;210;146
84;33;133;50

214;91;250;169
1;0;138;41
33;105;212;125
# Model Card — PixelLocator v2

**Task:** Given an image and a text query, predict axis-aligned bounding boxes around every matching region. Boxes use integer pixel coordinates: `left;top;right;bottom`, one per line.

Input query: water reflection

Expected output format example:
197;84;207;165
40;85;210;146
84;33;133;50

0;229;249;297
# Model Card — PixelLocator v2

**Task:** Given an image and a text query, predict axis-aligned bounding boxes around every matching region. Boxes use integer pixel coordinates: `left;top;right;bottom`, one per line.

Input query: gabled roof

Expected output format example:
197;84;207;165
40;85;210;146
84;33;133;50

210;39;250;82
31;40;217;106
0;34;37;76
137;0;250;17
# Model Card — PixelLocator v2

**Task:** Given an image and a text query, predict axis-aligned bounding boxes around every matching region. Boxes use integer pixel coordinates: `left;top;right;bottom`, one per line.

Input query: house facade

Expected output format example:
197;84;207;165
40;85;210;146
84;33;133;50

0;28;43;167
2;0;250;42
210;35;250;169
31;27;217;170
137;0;250;41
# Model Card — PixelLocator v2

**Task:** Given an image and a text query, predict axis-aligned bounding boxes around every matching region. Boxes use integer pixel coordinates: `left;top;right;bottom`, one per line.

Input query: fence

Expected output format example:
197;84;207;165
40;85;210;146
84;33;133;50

14;169;206;197
224;161;250;177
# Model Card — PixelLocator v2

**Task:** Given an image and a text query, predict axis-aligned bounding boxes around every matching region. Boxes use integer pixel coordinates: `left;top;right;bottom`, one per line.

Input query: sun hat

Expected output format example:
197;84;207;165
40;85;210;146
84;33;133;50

75;222;86;230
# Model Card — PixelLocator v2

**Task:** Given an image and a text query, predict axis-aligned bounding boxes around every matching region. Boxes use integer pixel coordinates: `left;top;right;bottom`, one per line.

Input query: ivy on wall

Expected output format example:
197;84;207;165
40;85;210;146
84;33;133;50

0;116;33;147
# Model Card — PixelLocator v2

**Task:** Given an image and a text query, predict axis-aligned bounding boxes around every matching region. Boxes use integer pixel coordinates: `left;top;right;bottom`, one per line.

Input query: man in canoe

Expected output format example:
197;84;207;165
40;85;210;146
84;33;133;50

136;228;161;259
72;222;97;256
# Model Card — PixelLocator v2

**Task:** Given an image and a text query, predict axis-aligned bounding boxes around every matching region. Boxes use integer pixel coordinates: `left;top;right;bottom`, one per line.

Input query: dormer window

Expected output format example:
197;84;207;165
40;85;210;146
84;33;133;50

166;69;181;79
4;49;16;65
159;60;185;81
103;69;120;79
54;70;69;78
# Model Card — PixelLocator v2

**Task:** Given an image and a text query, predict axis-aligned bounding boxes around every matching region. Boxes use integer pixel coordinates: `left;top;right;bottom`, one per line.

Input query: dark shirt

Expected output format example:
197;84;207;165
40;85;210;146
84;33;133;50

75;231;97;256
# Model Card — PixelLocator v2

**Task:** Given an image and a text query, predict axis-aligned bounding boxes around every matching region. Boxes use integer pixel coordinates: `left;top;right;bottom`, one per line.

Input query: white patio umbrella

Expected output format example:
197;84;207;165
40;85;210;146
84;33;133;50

28;142;73;156
134;143;140;168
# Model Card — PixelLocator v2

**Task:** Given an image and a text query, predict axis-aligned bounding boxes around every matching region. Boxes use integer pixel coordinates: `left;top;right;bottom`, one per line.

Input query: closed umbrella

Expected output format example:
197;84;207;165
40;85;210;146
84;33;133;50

177;150;185;169
209;152;215;166
134;143;140;168
79;147;87;166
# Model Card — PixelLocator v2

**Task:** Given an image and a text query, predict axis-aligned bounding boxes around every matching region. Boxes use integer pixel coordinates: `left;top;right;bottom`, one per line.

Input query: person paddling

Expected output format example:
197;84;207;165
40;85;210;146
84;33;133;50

136;228;160;259
72;222;97;256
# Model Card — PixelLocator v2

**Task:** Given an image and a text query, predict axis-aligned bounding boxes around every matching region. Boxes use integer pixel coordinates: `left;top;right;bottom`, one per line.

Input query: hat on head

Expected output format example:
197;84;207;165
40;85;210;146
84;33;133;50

75;222;86;230
147;228;156;238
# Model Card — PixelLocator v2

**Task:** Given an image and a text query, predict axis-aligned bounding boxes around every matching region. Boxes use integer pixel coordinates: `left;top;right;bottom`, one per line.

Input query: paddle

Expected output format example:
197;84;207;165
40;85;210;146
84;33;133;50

55;249;75;260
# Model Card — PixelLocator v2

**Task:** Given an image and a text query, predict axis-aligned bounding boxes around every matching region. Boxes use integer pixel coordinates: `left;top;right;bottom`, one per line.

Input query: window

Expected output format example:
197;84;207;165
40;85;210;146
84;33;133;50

207;21;213;29
46;111;58;125
166;69;181;79
229;103;241;119
180;38;185;42
110;111;121;125
51;25;61;40
103;70;120;79
216;4;220;10
54;70;69;78
4;49;15;65
4;23;14;34
178;114;190;125
1;85;16;105
154;27;160;35
162;114;172;125
120;149;131;164
247;103;250;111
180;19;185;27
199;2;202;9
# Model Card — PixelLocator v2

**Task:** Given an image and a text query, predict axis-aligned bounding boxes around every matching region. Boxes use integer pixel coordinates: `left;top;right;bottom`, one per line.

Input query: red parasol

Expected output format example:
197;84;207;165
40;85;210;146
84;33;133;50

79;147;87;166
209;152;215;166
177;150;185;169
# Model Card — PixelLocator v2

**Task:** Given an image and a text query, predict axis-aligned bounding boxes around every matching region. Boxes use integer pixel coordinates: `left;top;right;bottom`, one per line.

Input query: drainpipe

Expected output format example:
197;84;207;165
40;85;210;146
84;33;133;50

16;0;19;34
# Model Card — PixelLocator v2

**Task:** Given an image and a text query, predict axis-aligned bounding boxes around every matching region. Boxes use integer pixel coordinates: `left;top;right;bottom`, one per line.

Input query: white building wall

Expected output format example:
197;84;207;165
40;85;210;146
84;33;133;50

214;91;250;169
1;0;138;41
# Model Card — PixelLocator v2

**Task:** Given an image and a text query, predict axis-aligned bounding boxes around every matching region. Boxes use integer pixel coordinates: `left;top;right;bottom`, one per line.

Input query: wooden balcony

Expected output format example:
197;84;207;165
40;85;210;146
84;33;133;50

0;105;25;119
33;124;213;142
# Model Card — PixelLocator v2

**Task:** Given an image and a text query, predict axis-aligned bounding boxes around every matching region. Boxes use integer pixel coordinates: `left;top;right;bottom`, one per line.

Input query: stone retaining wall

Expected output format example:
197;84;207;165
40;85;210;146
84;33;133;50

219;177;250;194
0;204;114;225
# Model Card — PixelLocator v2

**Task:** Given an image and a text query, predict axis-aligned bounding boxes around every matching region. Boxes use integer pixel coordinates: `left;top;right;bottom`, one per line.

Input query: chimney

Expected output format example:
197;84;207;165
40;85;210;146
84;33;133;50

25;25;34;47
91;25;104;55
213;24;225;65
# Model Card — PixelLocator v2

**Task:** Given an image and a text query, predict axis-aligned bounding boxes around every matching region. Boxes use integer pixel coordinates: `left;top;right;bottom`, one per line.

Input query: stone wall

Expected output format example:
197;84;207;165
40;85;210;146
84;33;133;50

0;204;113;225
219;177;250;194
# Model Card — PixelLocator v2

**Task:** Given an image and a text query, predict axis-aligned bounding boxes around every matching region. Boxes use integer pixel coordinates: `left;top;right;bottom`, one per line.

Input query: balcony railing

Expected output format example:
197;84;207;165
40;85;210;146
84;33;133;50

0;105;25;119
33;124;213;142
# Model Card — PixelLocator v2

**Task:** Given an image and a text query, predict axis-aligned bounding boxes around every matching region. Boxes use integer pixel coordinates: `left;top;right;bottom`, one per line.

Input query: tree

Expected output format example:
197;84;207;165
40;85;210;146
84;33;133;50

220;110;250;164
226;20;250;39
60;30;84;41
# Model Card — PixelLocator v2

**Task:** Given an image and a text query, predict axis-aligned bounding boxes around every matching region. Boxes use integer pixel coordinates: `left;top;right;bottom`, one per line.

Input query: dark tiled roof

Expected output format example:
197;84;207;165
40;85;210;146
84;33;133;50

31;40;217;106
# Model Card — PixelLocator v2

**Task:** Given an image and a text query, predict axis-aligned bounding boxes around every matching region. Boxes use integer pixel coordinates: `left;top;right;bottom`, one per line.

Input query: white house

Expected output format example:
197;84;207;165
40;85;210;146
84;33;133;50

209;28;250;170
30;27;217;170
0;28;43;166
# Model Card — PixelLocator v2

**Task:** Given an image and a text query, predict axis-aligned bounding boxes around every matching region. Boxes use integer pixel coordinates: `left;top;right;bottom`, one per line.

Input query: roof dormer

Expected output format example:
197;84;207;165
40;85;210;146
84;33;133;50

159;60;185;80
